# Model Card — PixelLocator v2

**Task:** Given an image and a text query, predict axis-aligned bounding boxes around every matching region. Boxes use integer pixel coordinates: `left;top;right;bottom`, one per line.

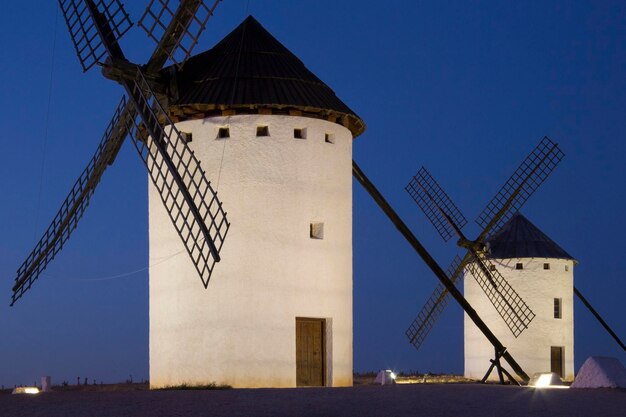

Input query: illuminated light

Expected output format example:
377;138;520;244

389;372;397;380
535;374;553;388
528;372;569;389
534;384;569;389
12;386;40;395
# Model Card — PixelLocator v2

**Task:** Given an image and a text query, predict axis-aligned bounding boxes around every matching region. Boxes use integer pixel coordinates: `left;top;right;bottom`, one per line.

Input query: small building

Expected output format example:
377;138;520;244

464;213;576;381
149;16;365;388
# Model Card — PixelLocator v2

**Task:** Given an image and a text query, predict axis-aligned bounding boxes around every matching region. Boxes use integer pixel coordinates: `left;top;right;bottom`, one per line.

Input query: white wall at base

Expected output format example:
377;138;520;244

149;115;353;388
464;258;574;381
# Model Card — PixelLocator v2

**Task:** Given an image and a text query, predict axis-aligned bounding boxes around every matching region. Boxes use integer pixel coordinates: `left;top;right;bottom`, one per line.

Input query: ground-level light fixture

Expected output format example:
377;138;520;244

528;372;569;389
12;387;40;395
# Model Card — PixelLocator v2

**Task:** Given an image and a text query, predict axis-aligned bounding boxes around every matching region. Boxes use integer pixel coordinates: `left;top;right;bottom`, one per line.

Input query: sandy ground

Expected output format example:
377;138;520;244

1;384;625;417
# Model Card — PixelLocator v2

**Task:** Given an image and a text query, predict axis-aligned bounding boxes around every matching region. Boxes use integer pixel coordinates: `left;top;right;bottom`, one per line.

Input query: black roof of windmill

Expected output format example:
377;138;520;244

486;213;575;261
10;2;364;307
164;15;365;136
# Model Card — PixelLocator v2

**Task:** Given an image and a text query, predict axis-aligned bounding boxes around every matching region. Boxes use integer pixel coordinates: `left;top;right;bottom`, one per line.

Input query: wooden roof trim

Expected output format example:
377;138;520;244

168;104;366;138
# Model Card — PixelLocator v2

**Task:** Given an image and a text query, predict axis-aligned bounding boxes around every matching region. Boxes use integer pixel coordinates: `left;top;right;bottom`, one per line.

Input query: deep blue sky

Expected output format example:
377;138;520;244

1;1;624;386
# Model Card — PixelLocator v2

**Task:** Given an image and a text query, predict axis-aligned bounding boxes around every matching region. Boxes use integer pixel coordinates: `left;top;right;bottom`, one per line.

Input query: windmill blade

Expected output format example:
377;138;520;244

465;254;535;337
125;69;229;287
406;255;466;350
405;142;555;344
139;0;221;68
475;137;564;240
406;249;536;343
58;0;133;72
11;98;131;305
406;167;468;242
60;0;229;287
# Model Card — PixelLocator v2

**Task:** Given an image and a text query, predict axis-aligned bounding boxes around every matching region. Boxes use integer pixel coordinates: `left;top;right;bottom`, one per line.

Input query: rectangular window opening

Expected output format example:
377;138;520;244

310;222;324;240
489;264;496;271
325;133;335;144
544;263;550;270
554;298;562;319
515;263;523;270
181;131;192;143
217;127;230;139
294;128;307;139
256;125;270;137
565;265;569;272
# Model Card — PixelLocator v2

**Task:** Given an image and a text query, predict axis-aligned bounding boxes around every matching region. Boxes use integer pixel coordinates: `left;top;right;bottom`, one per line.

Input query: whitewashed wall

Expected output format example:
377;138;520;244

464;258;575;381
149;115;354;388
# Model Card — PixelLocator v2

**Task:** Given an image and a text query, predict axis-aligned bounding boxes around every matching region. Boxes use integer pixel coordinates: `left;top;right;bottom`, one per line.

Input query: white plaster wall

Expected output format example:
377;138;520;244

149;115;353;388
464;258;574;381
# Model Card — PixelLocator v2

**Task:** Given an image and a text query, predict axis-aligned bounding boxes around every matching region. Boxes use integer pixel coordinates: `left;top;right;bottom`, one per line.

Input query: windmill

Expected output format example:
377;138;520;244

11;0;229;306
402;134;625;371
402;137;564;381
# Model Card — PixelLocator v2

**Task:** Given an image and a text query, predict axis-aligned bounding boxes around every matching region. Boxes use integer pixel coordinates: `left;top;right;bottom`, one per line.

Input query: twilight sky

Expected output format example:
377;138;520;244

1;1;624;386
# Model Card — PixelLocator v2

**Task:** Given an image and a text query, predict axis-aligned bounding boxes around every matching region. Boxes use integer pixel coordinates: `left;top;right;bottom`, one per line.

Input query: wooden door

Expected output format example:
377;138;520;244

550;346;563;377
296;318;325;387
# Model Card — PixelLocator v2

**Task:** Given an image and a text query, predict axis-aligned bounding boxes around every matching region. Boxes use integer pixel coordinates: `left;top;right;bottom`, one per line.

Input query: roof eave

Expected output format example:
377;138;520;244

168;103;366;137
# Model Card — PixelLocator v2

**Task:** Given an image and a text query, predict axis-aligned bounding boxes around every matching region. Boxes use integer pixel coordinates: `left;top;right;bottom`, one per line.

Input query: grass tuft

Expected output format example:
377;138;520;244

156;382;232;391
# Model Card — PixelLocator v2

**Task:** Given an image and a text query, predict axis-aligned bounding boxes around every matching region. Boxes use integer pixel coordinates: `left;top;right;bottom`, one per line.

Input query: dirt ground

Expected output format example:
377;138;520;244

1;384;625;417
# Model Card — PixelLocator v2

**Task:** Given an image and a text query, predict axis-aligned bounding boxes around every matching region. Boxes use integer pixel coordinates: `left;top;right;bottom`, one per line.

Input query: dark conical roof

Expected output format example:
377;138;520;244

486;213;575;261
166;16;366;137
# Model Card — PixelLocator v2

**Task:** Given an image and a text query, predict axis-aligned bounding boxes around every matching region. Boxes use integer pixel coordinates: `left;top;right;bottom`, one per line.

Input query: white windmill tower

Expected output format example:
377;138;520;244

148;16;365;388
464;213;576;381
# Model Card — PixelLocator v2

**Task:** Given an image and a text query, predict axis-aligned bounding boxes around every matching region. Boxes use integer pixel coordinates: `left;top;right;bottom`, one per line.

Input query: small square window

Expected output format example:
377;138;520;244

325;133;335;144
515;263;523;270
310;222;324;239
489;264;496;271
217;127;230;139
565;265;569;272
544;263;550;270
294;128;306;139
181;132;192;143
256;125;270;137
554;298;562;319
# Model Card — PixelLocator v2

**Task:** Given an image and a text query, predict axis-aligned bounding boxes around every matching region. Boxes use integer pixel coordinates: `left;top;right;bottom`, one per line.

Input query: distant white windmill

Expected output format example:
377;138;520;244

403;137;563;383
403;137;624;382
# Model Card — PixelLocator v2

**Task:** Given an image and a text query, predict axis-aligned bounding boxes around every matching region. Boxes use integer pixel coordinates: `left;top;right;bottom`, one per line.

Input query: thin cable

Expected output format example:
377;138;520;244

41;235;209;282
33;4;59;241
42;247;187;282
215;0;249;190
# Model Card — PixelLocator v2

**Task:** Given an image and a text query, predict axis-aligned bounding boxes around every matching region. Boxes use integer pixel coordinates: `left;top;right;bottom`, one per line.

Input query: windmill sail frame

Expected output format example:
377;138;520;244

405;137;564;350
10;0;226;304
